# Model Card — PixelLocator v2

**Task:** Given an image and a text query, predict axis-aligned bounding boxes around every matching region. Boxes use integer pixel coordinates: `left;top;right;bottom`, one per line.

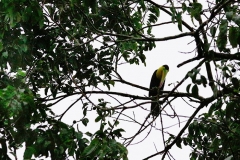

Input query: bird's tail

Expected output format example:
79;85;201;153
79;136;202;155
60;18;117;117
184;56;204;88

151;101;160;117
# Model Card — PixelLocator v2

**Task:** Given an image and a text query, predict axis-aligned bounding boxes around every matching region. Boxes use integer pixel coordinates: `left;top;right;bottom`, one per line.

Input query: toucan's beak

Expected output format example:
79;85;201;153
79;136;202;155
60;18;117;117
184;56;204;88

159;69;168;88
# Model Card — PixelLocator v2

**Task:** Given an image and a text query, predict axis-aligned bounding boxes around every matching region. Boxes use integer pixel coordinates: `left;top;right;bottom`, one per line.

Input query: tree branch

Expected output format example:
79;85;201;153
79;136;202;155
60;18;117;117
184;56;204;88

143;90;224;160
144;0;194;32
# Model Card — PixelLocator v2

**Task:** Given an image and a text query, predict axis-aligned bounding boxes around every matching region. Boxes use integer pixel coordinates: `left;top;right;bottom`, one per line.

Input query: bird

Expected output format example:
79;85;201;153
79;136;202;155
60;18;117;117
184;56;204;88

149;65;169;117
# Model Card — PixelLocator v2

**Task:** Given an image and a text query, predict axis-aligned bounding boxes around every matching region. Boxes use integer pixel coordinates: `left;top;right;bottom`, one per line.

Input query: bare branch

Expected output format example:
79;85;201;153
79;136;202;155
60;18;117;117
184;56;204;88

143;90;224;160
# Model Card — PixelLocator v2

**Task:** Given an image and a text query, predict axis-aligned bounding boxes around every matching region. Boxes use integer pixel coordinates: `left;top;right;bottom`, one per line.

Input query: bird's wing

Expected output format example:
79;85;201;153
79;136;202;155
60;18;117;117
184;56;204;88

159;80;166;91
149;70;158;97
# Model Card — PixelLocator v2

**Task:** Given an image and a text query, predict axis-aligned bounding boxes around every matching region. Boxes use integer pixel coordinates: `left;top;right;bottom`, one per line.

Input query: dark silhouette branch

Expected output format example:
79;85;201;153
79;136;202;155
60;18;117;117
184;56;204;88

58;96;83;121
177;56;202;68
208;51;240;60
177;0;235;68
161;58;206;106
143;90;224;160
144;0;194;32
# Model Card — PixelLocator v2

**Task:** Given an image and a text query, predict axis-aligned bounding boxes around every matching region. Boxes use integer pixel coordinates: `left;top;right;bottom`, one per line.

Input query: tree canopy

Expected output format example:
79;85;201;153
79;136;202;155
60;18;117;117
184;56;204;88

0;0;240;159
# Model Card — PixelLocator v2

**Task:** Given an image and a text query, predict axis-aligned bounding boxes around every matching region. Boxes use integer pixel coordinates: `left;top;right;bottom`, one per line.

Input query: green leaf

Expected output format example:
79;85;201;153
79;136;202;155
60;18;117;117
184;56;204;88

85;132;93;137
114;120;119;126
0;41;3;52
226;11;234;21
186;84;191;93
139;0;146;11
170;6;176;22
226;102;235;119
216;20;228;52
182;3;187;13
17;70;26;77
191;84;199;96
190;152;198;160
200;75;207;87
24;146;36;159
229;27;239;48
2;51;8;58
82;118;89;126
208;102;216;116
190;2;202;21
81;138;99;158
148;13;158;23
109;80;115;86
43;141;51;148
188;123;194;136
231;77;239;89
210;26;217;37
149;6;160;17
176;12;182;31
112;128;125;138
95;116;102;122
232;15;240;26
215;100;223;110
210;138;219;152
147;26;152;35
176;138;182;149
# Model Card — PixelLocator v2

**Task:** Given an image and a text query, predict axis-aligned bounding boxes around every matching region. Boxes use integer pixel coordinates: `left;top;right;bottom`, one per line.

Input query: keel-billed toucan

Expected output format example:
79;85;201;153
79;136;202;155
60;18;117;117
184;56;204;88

149;65;169;117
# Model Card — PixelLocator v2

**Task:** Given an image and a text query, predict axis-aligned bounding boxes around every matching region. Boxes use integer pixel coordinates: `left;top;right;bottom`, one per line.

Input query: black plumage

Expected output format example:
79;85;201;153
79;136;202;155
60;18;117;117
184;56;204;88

149;65;169;117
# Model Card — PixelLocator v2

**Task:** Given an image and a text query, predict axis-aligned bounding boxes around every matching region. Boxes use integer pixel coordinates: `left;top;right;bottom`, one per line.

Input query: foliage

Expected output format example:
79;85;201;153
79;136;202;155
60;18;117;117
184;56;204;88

0;0;240;159
0;0;152;159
